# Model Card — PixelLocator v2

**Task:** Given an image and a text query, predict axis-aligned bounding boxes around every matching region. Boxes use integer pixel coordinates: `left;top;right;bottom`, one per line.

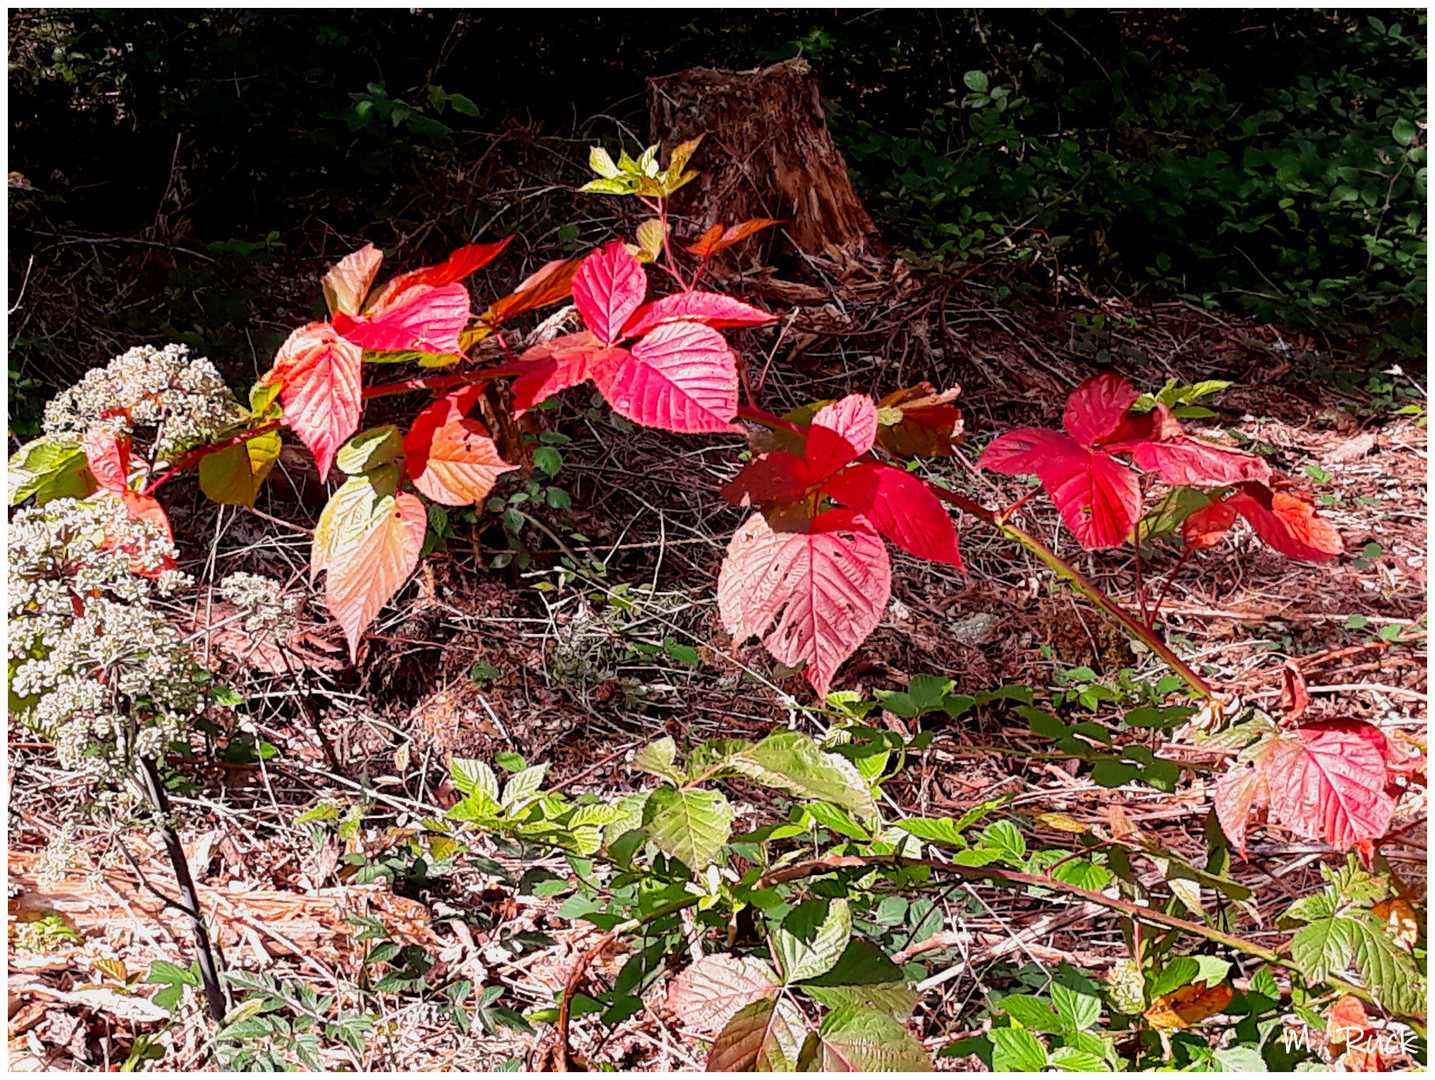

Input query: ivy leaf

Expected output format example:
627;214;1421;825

198;429;282;506
404;385;517;505
815;1005;933;1071
265;321;363;480
705;996;806;1072
594;320;741;434
664;955;780;1035
572;241;647;346
718;509;890;698
775;899;852;983
311;473;425;661
642;786;733;870
621;291;777;337
728;729;876;819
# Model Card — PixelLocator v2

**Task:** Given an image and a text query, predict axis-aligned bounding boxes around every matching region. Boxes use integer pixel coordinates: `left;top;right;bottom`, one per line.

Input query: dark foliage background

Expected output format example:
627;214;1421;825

8;7;1426;419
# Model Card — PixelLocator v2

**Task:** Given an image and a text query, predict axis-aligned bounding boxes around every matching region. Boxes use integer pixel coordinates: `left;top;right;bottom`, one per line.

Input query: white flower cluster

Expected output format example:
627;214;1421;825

10;498;201;782
217;571;299;631
42;343;244;464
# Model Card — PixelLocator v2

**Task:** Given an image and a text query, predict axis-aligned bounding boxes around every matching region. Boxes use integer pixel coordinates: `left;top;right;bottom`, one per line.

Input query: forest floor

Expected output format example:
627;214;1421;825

8;177;1429;1070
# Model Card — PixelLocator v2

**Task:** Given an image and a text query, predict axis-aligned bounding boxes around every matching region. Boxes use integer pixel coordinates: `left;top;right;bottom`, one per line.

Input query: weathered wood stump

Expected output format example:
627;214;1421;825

647;58;876;257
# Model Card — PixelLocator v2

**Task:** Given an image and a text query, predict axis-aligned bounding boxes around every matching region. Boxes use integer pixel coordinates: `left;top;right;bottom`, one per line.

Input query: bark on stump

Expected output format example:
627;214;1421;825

647;58;876;257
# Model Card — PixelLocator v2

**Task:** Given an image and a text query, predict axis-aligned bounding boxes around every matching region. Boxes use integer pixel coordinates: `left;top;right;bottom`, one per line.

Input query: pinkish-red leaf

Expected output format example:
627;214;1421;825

978;428;1080;475
510;331;608;416
718;508;890;697
572;241;647;346
1043;447;1141;549
404;385;518;505
1281;662;1311;722
1132;437;1272;487
1064;372;1139;447
722;450;814;506
823;461;963;568
84;429;131;494
1213;741;1275;857
1182;498;1238;550
595;321;740;433
1267;722;1395;850
96;489;177;580
665;955;781;1036
322;244;383;317
622;291;777;337
481;258;583;328
805;395;878;480
371;238;513;309
333;281;471;355
266;321;364;480
1228;484;1343;561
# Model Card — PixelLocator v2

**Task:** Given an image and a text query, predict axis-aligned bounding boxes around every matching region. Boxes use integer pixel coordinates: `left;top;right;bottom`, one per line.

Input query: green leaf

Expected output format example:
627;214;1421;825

448;93;478;117
199;429;282;506
1049;1046;1110;1071
1393;118;1418;146
633;737;683;783
1051;970;1102;1031
8;438;96;505
775;898;852;983
336;425;404;475
532;446;562;477
800;939;906;989
449;757;499;800
893;817;968;849
964;70;990;93
1149;957;1200;998
801;801;870;840
816;1005;933;1071
705;997;806;1071
500;763;549;810
728;728;877;819
980;820;1026;861
642;786;733;870
997;993;1063;1032
147;960;199;986
801;982;921;1021
989;1027;1047;1071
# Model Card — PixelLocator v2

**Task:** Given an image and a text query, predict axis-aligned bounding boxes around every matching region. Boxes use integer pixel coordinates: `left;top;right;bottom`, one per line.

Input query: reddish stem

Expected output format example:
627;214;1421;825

142;420;282;496
361;360;532;402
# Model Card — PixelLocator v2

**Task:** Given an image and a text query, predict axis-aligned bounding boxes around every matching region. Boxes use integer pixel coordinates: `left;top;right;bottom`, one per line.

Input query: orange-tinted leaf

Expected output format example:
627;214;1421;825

1371;898;1419;949
314;477;425;661
1181;497;1238;550
266;322;364;480
1327;994;1384;1072
371;238;513;310
1281;661;1311;722
1144;982;1233;1029
718;508;890;698
687;218;784;258
321;244;383;317
481;258;583;328
404;385;517;506
876;384;964;458
1227;483;1343;561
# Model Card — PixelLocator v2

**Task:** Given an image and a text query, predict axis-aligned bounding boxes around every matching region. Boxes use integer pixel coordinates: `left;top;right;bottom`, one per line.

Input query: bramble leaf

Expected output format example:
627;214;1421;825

706;997;806;1072
875;383;964;459
477;258;582;332
823;461;963;567
404;385;517;505
198;430;282;506
321;243;383;317
510;331;608;416
665;955;780;1035
728;728;877;819
1266;721;1396;850
83;429;132;494
334;281;471;356
572;241;647;346
370;238;512;309
775;898;852;983
718;509;890;697
1227;484;1344;561
805;395;878;478
595;320;740;433
622;291;777;337
816;1006;933;1071
642;785;733;871
265;321;364;480
1065;372;1140;446
1132;436;1272;487
687;218;784;258
8;438;97;505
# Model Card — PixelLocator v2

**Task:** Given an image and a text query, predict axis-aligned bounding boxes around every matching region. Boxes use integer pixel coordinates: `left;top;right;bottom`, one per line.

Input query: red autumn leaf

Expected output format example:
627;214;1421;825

1132;437;1273;487
370;237;513;308
1281;661;1311;722
404;385;518;506
622;291;778;337
979;428;1082;475
805;395;879;479
823;461;963;568
594;320;741;433
265;321;364;480
1043;447;1142;549
321;243;384;317
510;331;609;417
721;450;813;506
314;481;426;662
1181;497;1238;550
481;258;582;327
1217;721;1396;854
1327;995;1384;1072
333;281;472;356
876;383;964;458
84;429;132;494
572;241;647;346
687;218;784;258
1227;484;1344;561
1064;372;1140;446
718;508;890;697
95;489;177;579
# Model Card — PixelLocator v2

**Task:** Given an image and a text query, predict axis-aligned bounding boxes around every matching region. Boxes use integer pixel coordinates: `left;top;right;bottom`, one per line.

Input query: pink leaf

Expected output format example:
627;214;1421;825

1267;722;1395;850
1043;447;1141;549
572;241;647;346
333;282;471;355
1064;372;1140;447
595;321;740;433
717;508;891;697
1133;438;1273;487
665;955;781;1036
509;331;608;417
404;385;518;506
823;461;963;568
84;429;131;494
321;244;383;317
1213;742;1275;857
977;428;1081;475
266;321;364;480
1228;485;1344;561
805;395;878;480
622;291;777;337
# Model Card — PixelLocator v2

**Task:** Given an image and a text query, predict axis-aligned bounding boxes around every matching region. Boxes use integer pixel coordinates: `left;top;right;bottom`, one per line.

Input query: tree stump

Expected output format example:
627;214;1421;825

647;58;876;257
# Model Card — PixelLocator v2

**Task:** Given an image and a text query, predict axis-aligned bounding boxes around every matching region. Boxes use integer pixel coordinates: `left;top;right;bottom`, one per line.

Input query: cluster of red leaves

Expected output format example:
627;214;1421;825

980;373;1342;559
717;393;963;697
509;241;776;433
